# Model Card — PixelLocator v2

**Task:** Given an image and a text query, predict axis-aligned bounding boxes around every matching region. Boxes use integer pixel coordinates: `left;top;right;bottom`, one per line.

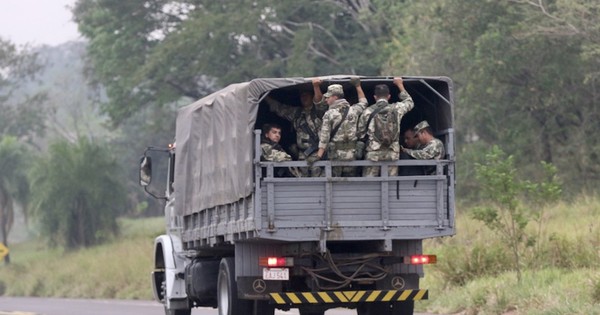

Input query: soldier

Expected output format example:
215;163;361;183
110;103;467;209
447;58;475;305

261;123;300;177
357;77;414;177
265;78;326;176
399;127;426;176
402;128;421;151
311;78;367;177
401;120;445;174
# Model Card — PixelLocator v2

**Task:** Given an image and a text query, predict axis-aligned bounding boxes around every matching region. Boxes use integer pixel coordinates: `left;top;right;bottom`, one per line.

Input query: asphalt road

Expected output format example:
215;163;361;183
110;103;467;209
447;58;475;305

0;297;436;315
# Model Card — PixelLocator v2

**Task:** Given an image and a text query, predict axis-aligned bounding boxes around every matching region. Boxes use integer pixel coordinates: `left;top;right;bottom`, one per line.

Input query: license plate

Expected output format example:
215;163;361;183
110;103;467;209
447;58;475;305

263;268;289;280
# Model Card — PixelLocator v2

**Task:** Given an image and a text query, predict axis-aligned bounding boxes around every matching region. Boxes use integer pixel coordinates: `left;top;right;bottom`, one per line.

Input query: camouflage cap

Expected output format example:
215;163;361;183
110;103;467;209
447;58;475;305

323;84;344;98
414;120;430;132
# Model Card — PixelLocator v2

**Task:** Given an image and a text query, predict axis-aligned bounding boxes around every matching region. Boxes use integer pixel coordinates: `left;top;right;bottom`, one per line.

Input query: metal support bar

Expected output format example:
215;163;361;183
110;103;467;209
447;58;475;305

381;164;390;230
419;79;453;107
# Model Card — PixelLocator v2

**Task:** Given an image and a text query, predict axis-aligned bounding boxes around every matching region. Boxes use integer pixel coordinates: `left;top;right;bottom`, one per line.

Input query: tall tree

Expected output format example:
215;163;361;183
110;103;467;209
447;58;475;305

73;0;391;125
0;38;47;144
383;0;600;194
29;138;127;249
0;38;47;262
0;136;31;264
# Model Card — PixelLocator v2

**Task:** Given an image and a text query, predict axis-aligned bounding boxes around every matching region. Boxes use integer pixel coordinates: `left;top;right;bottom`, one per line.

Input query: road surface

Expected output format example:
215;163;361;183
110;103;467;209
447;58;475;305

0;297;436;315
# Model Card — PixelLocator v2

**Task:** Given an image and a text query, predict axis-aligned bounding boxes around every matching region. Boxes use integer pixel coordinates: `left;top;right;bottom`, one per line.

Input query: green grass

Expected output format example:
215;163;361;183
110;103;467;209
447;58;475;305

417;194;600;314
0;217;164;299
1;195;599;315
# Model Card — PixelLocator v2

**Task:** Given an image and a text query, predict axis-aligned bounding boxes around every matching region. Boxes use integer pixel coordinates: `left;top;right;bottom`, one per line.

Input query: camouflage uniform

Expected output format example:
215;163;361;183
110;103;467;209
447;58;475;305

261;139;292;162
319;95;368;177
267;98;327;176
403;138;445;160
403;121;445;175
357;90;414;177
261;139;301;177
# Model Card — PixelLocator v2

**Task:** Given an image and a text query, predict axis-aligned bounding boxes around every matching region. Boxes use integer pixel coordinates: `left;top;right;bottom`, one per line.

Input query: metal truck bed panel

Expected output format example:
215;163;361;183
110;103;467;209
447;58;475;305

260;180;446;224
181;173;452;250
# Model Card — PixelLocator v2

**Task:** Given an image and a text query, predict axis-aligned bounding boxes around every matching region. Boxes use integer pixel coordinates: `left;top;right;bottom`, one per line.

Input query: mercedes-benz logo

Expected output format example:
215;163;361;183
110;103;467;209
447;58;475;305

252;279;267;293
391;276;405;289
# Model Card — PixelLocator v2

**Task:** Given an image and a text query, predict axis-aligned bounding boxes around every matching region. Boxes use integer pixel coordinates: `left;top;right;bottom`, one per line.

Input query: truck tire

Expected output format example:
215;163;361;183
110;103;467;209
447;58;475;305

164;305;191;315
357;301;414;315
161;280;191;315
217;257;252;315
254;300;275;315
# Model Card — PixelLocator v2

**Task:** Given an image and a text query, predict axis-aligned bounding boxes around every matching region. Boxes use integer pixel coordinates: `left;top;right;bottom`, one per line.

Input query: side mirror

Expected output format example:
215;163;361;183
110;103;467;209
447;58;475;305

139;156;152;186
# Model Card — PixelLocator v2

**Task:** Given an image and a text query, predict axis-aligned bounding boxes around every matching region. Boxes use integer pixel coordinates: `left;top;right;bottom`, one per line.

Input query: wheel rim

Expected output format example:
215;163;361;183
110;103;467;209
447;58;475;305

218;271;229;315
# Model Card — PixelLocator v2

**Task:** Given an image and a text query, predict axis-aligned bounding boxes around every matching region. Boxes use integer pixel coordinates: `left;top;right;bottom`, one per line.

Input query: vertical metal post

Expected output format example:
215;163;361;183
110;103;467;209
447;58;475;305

253;130;263;230
381;163;390;230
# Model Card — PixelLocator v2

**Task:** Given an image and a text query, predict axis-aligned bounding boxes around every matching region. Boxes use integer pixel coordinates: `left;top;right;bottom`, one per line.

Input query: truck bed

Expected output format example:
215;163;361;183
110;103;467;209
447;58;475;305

181;137;454;252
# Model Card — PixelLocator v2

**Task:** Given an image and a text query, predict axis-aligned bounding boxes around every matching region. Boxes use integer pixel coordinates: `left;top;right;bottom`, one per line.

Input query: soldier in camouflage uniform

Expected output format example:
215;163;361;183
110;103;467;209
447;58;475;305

265;78;326;176
402;120;445;174
402;128;421;151
313;78;367;177
261;123;301;177
399;127;426;176
357;77;414;177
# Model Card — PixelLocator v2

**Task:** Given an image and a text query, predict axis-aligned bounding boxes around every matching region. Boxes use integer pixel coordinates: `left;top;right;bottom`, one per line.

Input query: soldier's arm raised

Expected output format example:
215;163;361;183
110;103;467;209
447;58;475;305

312;78;324;104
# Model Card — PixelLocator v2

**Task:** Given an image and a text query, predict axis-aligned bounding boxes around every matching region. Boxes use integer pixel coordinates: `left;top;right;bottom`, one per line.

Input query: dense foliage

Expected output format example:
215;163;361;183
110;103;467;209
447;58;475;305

29;139;126;249
73;0;391;125
0;38;47;262
71;0;600;196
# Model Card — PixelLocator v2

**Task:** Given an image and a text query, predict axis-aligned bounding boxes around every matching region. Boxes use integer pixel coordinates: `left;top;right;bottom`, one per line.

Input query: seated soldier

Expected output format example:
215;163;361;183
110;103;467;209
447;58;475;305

261;123;300;177
399;127;425;176
401;120;445;174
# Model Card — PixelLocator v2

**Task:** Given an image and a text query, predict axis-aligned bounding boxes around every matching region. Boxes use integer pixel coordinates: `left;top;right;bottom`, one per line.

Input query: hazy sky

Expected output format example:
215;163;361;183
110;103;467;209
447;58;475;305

0;0;80;46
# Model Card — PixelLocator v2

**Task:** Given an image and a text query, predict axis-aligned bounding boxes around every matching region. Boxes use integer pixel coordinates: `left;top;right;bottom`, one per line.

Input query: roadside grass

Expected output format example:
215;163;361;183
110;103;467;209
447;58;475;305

418;194;600;314
423;268;600;315
1;195;599;315
0;217;164;299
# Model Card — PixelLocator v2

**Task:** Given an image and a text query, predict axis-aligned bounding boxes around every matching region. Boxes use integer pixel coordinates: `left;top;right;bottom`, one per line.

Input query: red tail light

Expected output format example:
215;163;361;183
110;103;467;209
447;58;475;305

259;257;294;267
404;255;437;265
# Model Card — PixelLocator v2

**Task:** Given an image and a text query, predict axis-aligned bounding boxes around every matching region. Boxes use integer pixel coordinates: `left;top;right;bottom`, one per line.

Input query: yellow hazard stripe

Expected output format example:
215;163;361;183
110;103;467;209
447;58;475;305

269;289;428;304
398;290;412;301
302;292;318;304
382;290;397;301
414;289;427;300
365;290;381;302
318;291;334;303
271;293;286;304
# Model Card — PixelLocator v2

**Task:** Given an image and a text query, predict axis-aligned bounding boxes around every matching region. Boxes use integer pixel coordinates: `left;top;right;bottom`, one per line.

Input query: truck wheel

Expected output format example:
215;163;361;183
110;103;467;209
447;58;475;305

254;300;275;315
161;280;191;315
217;257;252;315
164;306;191;315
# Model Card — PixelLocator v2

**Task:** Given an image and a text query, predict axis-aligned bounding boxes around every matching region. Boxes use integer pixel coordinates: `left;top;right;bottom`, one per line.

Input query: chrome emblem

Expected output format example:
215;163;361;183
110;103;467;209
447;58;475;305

391;276;405;289
252;279;267;293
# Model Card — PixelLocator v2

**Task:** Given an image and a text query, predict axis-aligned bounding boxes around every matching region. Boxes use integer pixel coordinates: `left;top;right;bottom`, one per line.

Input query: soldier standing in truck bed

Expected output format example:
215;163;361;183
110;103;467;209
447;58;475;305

313;78;367;177
265;78;326;177
357;77;414;177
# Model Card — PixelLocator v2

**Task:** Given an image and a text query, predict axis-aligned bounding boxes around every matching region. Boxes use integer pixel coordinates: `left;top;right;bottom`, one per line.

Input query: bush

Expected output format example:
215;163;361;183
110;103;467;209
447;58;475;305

433;242;512;286
593;277;600;303
533;234;600;269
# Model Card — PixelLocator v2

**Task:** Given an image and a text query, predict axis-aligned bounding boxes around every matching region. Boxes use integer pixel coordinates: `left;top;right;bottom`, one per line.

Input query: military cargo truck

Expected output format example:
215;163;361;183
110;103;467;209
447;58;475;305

139;75;455;315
